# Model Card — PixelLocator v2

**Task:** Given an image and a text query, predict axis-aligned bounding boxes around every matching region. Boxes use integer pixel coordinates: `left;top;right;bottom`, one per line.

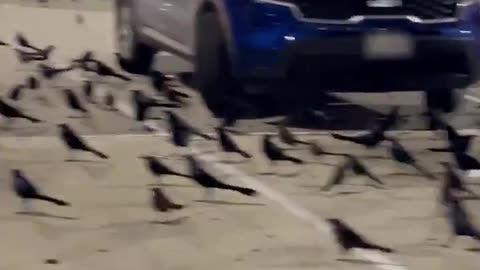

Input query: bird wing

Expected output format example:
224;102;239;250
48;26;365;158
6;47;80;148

14;172;37;196
65;128;89;148
322;163;346;191
353;159;384;185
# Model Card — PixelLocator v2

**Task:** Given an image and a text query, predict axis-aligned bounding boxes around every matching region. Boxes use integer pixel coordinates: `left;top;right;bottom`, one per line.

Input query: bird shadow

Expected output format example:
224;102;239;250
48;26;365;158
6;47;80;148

335;191;364;196
194;200;265;206
465;247;480;252
65;159;102;163
336;258;378;265
382;172;422;178
16;211;78;220
258;172;276;176
278;172;301;178
221;160;248;165
150;216;189;225
155;183;197;188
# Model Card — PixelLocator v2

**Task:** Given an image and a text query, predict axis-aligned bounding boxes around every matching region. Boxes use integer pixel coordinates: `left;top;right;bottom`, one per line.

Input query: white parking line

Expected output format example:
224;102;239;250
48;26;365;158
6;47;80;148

114;101;408;270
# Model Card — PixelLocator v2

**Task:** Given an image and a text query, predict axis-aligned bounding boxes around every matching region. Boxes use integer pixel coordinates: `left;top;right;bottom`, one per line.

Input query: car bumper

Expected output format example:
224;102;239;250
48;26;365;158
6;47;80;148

233;14;480;91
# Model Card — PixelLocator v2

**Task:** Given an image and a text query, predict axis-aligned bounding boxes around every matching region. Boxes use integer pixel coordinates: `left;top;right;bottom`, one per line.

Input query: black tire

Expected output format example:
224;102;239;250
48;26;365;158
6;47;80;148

195;12;239;115
425;88;459;114
115;1;155;74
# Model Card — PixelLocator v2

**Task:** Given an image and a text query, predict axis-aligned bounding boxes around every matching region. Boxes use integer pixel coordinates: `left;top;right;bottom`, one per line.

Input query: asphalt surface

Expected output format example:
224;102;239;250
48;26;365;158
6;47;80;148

1;2;480;270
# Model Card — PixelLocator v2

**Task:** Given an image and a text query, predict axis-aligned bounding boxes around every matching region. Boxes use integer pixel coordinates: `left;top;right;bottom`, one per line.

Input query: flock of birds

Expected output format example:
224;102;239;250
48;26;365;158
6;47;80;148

2;31;480;261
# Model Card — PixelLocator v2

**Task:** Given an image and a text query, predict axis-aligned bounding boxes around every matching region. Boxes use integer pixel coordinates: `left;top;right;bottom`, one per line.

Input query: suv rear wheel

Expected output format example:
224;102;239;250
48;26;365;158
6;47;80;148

195;12;241;116
115;1;155;74
425;88;462;114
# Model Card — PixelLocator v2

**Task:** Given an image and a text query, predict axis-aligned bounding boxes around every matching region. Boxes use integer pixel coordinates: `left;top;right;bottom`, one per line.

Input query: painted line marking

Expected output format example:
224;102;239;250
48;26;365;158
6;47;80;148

113;100;408;270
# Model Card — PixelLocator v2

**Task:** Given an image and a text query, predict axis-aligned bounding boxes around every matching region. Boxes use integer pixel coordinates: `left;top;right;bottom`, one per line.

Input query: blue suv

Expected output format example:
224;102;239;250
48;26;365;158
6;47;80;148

115;0;480;113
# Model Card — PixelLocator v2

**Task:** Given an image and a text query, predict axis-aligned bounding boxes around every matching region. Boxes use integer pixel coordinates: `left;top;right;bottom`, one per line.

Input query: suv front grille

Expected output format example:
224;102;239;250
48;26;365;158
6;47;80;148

281;0;457;21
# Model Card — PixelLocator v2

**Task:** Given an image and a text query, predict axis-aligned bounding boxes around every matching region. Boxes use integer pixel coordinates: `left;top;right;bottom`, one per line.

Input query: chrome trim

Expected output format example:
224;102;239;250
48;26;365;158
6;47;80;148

140;27;193;56
254;0;459;24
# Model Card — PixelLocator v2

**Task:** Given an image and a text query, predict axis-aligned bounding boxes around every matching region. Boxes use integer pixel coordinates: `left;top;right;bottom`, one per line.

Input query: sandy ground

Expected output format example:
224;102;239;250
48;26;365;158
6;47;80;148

1;3;480;270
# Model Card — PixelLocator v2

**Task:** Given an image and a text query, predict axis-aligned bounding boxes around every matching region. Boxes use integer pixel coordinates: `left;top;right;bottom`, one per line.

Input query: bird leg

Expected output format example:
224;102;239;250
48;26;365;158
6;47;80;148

2;118;14;130
203;189;215;202
442;234;456;248
66;150;76;162
22;200;34;214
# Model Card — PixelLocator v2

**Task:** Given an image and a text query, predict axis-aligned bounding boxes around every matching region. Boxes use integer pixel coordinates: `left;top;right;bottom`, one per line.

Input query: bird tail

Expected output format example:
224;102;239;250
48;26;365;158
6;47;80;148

285;155;303;164
295;139;311;145
226;185;257;196
237;149;252;159
24;115;42;123
87;147;109;159
169;203;184;210
331;133;355;142
172;172;191;178
172;90;190;98
363;242;394;253
193;130;216;141
428;147;451;153
35;194;70;206
413;163;436;180
113;73;131;81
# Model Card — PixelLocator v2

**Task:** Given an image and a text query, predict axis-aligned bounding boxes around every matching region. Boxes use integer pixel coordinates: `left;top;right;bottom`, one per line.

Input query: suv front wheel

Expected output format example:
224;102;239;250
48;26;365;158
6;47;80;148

195;12;241;116
115;0;155;74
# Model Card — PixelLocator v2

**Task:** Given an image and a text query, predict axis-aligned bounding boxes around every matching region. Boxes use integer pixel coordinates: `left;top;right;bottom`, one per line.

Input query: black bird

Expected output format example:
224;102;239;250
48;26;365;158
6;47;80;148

309;140;343;158
7;84;25;101
26;75;39;90
429;124;475;153
57;123;109;160
321;155;384;191
186;155;257;200
331;106;399;148
104;91;116;111
277;119;309;146
14;48;46;64
327;218;394;254
166;111;216;148
216;126;251;159
331;130;386;149
71;50;95;70
0;98;42;125
444;197;480;247
15;33;42;51
140;155;190;179
164;86;189;106
150;70;174;92
151;187;184;222
440;162;477;199
132;90;167;122
14;46;55;62
82;80;95;104
453;151;480;171
262;135;303;165
87;60;131;81
388;138;436;180
12;169;70;212
376;106;400;132
63;89;89;117
0;39;9;46
38;63;73;80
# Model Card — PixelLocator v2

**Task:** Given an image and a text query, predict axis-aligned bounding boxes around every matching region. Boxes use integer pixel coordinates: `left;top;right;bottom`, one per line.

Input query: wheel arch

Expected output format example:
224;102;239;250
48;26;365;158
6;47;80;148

195;0;236;61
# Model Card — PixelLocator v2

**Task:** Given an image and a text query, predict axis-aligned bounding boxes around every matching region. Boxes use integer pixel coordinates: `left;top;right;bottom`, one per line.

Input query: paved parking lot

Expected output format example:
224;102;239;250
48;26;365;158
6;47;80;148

1;2;480;270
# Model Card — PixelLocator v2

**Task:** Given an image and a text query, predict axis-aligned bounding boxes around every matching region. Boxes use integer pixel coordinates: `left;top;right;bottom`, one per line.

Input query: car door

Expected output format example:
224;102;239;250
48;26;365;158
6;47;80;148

161;0;196;55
